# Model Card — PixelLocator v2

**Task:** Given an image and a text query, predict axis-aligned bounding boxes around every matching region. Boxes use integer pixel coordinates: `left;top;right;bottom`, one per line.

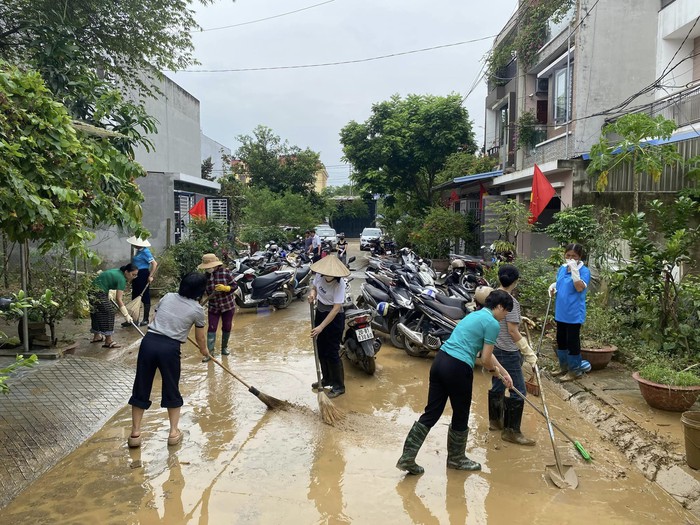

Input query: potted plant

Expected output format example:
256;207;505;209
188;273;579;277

579;294;616;370
632;363;700;412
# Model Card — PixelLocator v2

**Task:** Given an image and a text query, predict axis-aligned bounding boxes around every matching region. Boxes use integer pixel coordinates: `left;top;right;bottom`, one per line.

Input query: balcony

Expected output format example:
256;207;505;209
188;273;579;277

619;85;700;128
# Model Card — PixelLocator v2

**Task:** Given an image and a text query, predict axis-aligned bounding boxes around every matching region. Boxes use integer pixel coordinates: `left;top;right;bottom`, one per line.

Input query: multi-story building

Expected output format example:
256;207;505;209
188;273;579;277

444;0;699;256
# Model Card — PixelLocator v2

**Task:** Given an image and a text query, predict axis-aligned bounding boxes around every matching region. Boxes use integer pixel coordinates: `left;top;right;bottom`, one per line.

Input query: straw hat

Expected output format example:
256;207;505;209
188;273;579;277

198;253;223;270
474;286;494;306
126;236;151;248
310;254;350;278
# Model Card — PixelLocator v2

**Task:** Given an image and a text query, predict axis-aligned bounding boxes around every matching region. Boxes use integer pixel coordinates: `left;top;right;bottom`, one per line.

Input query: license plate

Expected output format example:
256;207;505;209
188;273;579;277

356;327;374;342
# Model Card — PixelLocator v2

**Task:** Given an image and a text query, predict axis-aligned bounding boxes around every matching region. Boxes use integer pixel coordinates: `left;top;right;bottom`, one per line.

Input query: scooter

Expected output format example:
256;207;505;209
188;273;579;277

341;301;382;375
233;269;295;309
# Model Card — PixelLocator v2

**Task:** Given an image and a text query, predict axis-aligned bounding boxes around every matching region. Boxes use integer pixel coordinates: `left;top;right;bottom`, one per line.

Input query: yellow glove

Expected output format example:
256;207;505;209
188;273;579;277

516;337;537;365
214;284;231;293
119;305;133;325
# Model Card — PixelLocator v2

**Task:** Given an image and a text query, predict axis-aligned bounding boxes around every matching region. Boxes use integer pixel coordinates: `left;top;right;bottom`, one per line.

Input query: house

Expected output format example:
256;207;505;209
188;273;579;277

443;0;699;257
92;72;228;264
201;133;232;181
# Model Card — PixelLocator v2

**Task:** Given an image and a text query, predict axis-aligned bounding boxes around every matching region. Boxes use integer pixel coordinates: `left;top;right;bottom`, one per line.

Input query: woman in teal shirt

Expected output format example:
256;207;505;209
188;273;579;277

396;290;514;475
90;264;138;348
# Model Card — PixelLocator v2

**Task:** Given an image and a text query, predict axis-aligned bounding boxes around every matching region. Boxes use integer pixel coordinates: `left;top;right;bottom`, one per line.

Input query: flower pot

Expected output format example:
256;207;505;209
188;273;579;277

580;345;616;370
632;372;700;412
681;411;700;470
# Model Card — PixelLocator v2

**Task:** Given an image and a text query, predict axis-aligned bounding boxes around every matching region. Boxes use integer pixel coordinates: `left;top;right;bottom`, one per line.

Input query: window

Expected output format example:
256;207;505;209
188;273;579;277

553;65;572;125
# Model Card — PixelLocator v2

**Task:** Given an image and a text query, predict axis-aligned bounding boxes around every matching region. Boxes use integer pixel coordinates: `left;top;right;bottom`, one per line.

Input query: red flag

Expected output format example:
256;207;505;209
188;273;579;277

529;164;555;224
479;182;488;213
188;198;206;219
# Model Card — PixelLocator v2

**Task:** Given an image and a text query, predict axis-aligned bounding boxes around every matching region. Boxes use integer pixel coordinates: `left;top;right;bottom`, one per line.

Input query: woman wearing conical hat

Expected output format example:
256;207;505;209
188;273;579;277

125;236;158;327
307;255;350;398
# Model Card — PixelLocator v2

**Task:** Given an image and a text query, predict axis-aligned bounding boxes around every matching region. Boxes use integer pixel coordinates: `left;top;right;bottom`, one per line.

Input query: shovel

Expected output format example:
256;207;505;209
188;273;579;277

528;294;578;489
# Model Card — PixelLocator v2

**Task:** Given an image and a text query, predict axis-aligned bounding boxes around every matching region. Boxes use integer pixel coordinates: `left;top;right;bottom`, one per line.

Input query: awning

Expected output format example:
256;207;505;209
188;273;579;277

435;169;502;190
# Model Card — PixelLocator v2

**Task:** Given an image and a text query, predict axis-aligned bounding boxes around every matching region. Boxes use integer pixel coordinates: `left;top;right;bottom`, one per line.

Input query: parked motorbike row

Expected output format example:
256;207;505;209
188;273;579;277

357;247;491;358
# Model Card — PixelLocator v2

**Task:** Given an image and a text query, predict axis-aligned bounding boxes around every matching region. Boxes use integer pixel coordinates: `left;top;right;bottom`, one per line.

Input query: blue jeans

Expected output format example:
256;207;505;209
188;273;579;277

490;347;526;397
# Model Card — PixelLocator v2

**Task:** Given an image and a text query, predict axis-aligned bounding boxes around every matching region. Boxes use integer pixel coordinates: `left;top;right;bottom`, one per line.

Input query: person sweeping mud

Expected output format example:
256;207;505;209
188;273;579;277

488;264;537;446
307;254;349;398
89;263;138;348
127;272;210;448
122;236;158;327
397;290;514;475
198;253;237;363
548;243;591;382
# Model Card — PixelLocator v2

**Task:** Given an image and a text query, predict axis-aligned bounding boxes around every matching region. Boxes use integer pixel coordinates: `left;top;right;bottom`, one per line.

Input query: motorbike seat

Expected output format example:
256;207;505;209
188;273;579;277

344;307;369;318
364;283;390;303
252;271;291;289
436;294;468;311
425;299;466;320
296;265;311;280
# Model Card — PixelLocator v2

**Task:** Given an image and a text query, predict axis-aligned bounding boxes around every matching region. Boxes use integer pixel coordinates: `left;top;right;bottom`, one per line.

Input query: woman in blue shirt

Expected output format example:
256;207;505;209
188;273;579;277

548;243;591;382
396;290;514;475
126;236;158;327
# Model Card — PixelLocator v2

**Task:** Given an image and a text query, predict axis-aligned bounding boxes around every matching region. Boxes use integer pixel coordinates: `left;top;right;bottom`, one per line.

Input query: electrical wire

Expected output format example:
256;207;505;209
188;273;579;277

197;0;338;32
174;36;497;73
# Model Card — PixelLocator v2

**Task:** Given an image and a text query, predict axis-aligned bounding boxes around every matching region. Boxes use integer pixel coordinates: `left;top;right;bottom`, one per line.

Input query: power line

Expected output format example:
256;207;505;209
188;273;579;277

198;0;337;32
175;36;497;73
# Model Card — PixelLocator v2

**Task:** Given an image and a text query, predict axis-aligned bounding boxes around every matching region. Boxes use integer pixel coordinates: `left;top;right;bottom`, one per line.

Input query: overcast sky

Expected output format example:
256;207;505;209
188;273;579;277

169;0;517;186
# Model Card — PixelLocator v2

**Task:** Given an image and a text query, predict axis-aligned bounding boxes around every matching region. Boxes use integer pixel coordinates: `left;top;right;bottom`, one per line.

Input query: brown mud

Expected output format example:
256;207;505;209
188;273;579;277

1;261;698;524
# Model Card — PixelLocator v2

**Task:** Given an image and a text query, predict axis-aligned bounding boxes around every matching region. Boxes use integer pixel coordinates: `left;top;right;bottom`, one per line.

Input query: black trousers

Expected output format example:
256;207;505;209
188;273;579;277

314;308;345;364
131;268;151;304
556;321;582;355
129;332;183;409
418;350;473;432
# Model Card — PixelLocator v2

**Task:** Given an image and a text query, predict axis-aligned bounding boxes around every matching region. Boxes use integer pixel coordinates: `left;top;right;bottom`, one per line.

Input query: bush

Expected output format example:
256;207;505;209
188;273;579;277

511;257;557;320
639;362;700;387
165;219;232;279
409;206;475;259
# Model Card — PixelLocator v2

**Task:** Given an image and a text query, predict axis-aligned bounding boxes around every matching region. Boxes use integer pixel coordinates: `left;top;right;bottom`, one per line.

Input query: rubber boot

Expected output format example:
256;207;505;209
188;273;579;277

488;390;504;431
311;358;331;389
139;303;151;327
501;397;536;446
221;331;231;356
551;349;569;377
396;421;430;475
560;353;584;382
202;332;216;362
446;426;481;471
327;360;345;398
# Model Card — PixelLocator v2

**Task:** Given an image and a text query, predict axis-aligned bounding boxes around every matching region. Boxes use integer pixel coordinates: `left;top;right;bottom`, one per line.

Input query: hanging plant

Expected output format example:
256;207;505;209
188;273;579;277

516;111;539;150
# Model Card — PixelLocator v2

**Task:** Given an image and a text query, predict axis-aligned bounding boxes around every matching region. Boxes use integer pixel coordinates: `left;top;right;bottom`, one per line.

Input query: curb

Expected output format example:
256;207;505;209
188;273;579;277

550;373;700;518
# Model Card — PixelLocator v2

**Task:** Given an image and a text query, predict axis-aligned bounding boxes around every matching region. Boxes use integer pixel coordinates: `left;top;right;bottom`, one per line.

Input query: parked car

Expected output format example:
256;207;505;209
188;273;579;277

315;225;337;250
360;227;383;251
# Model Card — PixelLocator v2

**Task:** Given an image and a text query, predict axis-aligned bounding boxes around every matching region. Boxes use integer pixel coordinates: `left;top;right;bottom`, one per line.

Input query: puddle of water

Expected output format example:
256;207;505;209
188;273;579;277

1;289;698;525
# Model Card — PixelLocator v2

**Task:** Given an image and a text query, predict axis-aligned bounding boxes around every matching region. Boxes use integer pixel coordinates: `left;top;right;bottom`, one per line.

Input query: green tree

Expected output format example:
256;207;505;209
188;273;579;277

235;125;320;195
242;188;325;228
587;113;684;215
435;151;499;185
340;93;476;211
409;205;475;259
201;157;215;181
0;63;146;259
483;199;532;254
0;0;212;94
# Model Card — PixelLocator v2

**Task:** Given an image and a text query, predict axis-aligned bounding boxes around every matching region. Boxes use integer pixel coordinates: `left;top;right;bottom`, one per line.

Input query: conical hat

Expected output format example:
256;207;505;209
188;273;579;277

310;254;350;278
126;236;151;248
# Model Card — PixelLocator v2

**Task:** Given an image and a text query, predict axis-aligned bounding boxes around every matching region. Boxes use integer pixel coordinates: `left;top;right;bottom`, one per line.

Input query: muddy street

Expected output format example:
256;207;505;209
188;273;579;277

0;273;697;524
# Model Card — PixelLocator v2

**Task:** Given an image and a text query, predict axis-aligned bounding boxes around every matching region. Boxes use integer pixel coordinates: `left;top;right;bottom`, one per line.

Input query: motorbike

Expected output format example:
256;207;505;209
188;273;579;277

357;278;414;350
340;301;382;375
232;268;295;309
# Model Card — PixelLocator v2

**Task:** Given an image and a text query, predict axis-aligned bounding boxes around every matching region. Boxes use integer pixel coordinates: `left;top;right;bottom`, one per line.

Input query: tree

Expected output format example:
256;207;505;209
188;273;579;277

587;113;684;215
0;62;147;259
0;0;212;94
435;151;499;186
241;188;326;228
201;157;215;181
340;93;477;211
235;125;320;195
483;199;532;254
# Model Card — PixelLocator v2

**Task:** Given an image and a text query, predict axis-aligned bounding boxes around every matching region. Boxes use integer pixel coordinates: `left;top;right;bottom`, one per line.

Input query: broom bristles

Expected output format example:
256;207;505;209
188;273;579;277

252;389;290;410
125;296;142;320
318;391;344;425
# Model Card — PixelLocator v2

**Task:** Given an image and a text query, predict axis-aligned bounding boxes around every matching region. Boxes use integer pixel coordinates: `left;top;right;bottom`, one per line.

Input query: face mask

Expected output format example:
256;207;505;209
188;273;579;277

324;276;335;283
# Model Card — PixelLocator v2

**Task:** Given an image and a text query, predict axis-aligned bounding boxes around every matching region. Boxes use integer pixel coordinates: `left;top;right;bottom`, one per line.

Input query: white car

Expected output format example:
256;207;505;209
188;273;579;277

315;226;337;249
360;227;383;251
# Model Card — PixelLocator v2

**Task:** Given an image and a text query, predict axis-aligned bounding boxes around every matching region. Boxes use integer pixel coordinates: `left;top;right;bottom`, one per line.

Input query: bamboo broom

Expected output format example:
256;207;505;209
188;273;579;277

125;266;158;320
310;303;344;425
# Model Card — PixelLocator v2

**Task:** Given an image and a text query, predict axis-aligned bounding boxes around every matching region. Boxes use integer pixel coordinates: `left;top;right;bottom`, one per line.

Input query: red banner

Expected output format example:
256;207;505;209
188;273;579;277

188;199;206;219
529;164;555;224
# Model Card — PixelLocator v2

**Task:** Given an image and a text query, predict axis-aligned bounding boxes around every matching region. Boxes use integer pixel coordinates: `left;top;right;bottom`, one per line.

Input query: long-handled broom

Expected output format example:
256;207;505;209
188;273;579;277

310;303;344;425
125;267;158;321
187;336;288;410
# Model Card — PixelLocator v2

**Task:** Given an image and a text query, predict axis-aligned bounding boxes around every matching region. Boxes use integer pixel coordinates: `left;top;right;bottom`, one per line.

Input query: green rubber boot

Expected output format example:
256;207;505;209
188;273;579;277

488;390;504;431
396;421;430;475
446;427;481;471
221;331;231;356
202;332;216;362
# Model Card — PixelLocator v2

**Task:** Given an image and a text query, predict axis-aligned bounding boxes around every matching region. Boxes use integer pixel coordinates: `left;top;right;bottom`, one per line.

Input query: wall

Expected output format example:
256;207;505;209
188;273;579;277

572;0;658;157
133;73;201;177
657;0;700;97
200;133;231;180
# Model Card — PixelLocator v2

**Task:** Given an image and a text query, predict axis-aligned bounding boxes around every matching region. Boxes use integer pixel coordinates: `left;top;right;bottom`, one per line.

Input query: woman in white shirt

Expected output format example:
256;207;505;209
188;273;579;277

307;255;350;398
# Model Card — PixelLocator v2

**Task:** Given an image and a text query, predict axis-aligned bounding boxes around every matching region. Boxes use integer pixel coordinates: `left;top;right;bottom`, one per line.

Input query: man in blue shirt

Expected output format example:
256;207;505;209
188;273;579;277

396;290;514;475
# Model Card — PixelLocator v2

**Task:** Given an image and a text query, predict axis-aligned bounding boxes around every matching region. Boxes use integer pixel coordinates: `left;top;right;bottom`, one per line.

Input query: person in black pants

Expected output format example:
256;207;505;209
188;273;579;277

396;290;514;475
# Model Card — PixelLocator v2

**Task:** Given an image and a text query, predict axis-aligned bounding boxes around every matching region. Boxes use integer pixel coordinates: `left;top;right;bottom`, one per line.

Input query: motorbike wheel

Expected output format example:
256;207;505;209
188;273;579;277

361;354;376;375
389;322;406;350
403;320;430;358
275;288;294;309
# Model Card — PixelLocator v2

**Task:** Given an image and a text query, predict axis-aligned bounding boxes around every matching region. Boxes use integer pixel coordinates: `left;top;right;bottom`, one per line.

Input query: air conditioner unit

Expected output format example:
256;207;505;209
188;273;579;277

536;77;549;95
